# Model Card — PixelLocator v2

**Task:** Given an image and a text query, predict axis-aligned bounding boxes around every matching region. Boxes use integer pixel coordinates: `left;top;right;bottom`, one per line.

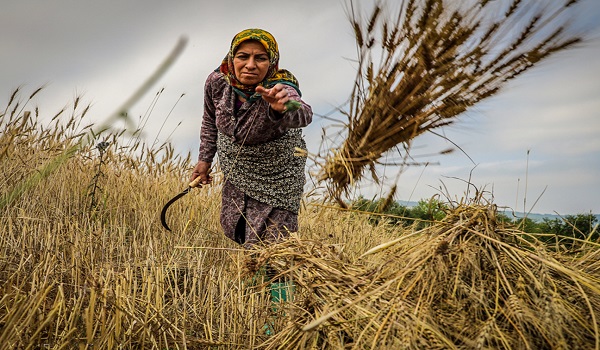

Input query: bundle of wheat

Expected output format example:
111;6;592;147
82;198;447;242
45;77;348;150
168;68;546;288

253;203;600;349
318;0;582;200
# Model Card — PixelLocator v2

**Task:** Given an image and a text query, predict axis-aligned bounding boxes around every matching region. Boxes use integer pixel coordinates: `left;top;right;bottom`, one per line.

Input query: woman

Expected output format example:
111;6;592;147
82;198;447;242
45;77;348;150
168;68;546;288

190;28;312;249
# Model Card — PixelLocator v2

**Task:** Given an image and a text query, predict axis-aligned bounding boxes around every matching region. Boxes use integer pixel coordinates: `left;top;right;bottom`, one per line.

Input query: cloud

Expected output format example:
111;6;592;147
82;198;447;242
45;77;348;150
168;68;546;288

2;0;599;214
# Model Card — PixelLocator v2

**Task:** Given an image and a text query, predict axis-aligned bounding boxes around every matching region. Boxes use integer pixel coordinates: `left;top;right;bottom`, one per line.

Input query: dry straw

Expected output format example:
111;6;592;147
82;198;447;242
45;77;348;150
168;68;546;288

2;3;595;348
318;0;583;200
2;93;599;348
254;200;600;349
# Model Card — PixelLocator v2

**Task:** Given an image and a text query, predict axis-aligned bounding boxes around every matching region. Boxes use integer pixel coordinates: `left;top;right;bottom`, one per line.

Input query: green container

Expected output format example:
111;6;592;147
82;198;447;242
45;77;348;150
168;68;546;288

269;281;295;312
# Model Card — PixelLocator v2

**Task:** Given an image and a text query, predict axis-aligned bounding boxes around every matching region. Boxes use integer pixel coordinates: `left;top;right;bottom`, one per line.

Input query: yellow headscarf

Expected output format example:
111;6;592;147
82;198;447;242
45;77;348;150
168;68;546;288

219;28;300;101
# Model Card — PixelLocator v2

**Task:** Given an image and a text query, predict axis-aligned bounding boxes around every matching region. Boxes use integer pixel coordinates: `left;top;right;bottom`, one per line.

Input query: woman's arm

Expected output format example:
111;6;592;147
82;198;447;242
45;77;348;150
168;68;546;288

192;73;220;185
197;74;219;163
257;83;312;129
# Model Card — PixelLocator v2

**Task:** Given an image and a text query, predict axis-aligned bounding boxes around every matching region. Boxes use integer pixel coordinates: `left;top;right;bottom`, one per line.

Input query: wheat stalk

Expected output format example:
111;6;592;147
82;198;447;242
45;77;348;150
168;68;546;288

318;0;583;200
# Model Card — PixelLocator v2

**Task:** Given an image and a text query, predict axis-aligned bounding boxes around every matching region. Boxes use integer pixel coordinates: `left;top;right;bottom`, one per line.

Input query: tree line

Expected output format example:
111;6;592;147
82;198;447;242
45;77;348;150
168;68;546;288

351;197;598;246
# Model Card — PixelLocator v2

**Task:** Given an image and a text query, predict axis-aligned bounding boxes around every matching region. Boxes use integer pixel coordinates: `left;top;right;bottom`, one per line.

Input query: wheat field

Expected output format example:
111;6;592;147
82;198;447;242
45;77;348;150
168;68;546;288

0;92;399;349
1;1;598;347
2;86;600;350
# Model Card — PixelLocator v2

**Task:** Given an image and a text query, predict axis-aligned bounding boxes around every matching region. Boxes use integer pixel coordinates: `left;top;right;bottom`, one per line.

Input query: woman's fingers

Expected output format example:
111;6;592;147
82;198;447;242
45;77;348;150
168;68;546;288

257;84;288;100
256;84;289;112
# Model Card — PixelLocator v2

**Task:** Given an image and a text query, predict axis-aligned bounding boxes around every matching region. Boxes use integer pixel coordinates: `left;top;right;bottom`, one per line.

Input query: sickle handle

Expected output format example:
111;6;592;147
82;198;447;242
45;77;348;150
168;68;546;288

189;176;203;188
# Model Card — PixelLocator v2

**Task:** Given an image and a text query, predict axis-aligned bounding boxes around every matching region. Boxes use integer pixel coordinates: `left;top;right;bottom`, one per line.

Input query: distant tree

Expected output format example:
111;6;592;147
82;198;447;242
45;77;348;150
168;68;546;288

351;196;598;252
495;212;515;226
407;199;447;229
514;217;542;234
350;197;448;228
539;214;598;239
350;196;409;226
351;196;378;213
535;213;598;249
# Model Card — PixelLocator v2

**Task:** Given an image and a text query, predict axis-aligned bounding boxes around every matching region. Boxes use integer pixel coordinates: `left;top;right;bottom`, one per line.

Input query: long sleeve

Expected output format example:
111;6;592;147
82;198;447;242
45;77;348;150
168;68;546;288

268;84;312;129
198;74;218;163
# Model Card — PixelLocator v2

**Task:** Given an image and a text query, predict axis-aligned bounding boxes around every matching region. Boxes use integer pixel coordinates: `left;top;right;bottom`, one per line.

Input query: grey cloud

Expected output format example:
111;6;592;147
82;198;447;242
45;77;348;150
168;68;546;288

2;0;599;214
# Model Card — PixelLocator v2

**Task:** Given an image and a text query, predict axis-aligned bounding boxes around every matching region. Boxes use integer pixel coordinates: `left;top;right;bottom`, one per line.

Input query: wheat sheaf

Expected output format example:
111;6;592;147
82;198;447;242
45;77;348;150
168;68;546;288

318;0;583;200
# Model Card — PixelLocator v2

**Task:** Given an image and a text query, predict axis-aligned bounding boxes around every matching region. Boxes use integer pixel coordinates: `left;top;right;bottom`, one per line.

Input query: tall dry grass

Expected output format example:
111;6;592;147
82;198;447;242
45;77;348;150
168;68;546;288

1;4;598;347
2;89;600;349
0;91;402;349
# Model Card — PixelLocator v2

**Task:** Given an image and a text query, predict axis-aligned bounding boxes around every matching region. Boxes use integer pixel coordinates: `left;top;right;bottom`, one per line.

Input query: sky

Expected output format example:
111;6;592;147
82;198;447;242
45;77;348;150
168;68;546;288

2;0;599;215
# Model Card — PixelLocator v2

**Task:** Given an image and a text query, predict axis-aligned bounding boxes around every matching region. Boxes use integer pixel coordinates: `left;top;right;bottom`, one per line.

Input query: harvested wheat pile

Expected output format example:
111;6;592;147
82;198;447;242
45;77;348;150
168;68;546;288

251;203;600;349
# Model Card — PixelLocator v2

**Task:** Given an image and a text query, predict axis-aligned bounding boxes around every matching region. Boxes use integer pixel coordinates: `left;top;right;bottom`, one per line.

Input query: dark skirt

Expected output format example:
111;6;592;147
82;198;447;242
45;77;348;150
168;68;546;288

220;179;298;249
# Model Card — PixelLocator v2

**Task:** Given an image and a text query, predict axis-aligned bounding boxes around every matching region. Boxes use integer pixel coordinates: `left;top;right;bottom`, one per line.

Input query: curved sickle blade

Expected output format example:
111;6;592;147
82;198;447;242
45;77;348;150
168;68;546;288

161;177;203;231
160;187;192;231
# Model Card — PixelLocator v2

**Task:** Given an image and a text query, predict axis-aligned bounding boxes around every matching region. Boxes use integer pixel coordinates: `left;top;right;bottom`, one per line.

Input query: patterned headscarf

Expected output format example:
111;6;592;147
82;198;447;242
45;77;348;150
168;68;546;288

219;28;301;101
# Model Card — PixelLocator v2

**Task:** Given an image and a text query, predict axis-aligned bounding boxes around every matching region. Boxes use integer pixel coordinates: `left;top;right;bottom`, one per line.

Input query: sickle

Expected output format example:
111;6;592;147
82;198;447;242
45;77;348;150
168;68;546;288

161;177;203;231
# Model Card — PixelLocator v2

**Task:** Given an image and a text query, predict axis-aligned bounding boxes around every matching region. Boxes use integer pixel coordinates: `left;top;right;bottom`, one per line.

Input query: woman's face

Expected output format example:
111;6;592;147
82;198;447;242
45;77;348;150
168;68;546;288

233;40;270;85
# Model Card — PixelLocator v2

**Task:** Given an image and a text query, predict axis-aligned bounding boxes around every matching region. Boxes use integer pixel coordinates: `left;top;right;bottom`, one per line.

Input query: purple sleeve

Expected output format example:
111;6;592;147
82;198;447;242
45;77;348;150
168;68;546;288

198;74;218;162
268;85;313;128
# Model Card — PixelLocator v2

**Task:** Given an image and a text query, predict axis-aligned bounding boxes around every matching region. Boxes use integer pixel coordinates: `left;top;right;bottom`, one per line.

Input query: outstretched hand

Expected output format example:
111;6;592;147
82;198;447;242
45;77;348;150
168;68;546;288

255;83;290;113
